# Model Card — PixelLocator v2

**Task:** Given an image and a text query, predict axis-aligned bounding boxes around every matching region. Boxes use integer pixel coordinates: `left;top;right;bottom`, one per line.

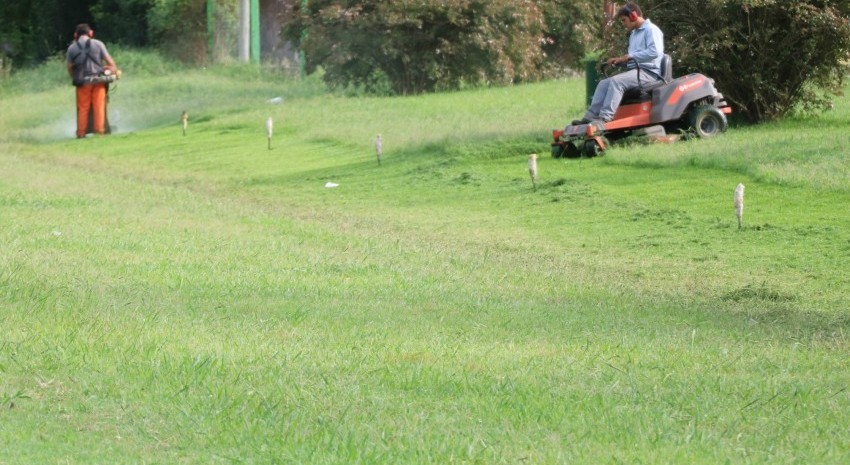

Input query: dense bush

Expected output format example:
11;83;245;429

147;0;210;64
537;0;599;73
5;0;850;123
90;0;154;47
641;0;850;122
0;0;94;67
283;0;549;94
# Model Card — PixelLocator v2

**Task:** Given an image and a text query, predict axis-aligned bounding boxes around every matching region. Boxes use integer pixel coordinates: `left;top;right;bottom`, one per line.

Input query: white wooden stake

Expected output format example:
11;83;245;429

528;153;539;190
266;116;273;150
734;183;745;229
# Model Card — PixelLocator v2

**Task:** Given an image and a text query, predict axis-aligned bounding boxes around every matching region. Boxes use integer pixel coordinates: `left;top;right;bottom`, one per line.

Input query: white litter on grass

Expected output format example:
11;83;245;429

324;182;339;188
51;231;62;237
267;97;284;104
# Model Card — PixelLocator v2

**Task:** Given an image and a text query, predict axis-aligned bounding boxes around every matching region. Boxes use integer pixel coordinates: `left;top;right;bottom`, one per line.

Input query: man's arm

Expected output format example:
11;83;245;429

66;47;76;78
103;54;117;73
95;40;118;73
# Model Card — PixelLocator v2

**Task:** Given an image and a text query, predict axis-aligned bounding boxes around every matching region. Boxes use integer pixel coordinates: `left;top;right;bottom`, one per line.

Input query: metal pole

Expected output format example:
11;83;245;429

251;0;260;64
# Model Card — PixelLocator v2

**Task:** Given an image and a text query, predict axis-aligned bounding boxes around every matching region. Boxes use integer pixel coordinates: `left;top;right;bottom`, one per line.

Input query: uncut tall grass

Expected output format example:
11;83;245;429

1;50;849;464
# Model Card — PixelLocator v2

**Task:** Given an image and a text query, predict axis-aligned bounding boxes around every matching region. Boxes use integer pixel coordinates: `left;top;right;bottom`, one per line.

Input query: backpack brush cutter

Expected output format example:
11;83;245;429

84;68;122;135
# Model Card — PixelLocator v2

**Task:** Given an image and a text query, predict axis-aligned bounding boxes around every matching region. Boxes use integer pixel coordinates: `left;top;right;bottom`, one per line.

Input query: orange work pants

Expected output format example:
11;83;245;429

75;83;107;138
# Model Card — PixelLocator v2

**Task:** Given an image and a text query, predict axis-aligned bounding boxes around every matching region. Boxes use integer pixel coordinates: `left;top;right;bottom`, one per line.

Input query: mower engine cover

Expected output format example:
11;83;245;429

651;74;722;123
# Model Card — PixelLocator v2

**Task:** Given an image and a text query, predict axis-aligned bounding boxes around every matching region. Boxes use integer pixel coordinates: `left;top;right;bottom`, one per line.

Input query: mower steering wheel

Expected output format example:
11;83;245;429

599;58;650;90
599;60;626;78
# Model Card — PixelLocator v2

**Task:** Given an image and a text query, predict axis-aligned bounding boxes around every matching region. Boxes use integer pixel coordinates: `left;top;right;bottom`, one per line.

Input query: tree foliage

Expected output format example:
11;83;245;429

147;0;210;64
0;0;94;67
0;0;210;69
90;0;154;47
284;0;549;94
0;0;153;69
641;0;850;122
537;0;599;73
4;0;850;123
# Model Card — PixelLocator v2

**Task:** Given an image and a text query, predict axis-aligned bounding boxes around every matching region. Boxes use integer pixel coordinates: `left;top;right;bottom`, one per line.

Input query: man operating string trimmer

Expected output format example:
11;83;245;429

66;23;121;138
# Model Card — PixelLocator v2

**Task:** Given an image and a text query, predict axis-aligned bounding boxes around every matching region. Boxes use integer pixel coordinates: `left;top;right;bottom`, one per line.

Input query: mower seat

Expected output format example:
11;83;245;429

620;54;672;104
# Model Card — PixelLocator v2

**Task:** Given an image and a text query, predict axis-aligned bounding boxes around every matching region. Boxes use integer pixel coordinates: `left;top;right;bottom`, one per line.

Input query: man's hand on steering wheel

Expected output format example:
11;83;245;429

600;55;630;77
606;55;630;66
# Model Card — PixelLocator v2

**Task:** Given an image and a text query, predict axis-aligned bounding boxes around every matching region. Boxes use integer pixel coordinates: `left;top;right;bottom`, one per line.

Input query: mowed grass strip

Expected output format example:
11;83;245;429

1;56;849;464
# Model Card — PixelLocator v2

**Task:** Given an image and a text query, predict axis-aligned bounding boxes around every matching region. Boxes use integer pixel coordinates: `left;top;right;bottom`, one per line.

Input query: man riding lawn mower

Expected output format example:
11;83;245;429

551;56;733;158
552;3;731;158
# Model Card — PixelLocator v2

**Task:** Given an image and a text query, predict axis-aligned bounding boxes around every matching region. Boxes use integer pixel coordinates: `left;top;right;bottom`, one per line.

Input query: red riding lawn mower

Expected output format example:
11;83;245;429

552;55;732;158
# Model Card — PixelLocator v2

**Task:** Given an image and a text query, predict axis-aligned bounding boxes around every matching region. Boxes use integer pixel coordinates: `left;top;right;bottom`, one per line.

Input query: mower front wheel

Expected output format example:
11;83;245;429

583;140;603;158
564;141;582;158
551;143;565;159
688;105;728;138
552;142;582;159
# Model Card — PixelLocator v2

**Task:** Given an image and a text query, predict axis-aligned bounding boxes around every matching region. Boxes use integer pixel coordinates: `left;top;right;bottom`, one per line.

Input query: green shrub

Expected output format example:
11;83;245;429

108;46;185;76
147;0;209;64
284;0;548;94
0;53;68;96
0;0;76;67
0;48;182;97
643;0;850;122
90;0;154;47
537;0;599;72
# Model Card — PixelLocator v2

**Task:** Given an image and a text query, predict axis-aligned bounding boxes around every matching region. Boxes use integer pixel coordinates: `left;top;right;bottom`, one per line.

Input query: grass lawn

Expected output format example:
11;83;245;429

1;52;849;464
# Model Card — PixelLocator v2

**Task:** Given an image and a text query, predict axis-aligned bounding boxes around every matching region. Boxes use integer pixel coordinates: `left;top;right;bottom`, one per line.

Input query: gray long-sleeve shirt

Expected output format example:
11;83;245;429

627;18;664;78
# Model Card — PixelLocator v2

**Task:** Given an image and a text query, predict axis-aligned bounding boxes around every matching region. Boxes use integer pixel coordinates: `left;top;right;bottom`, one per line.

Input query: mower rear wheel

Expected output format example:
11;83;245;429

689;105;728;138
